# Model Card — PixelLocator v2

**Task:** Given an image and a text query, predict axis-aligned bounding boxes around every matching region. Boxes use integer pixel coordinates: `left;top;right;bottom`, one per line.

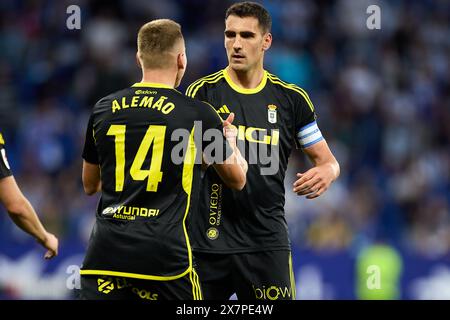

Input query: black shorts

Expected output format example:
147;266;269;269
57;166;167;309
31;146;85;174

194;250;296;300
79;269;202;300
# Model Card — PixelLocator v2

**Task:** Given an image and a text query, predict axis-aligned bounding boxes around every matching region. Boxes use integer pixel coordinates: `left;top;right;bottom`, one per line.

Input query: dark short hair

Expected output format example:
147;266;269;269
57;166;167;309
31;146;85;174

225;2;272;33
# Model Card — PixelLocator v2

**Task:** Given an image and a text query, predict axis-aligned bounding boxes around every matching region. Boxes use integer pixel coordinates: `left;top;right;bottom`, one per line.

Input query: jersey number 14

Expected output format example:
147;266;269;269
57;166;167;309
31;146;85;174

107;124;166;192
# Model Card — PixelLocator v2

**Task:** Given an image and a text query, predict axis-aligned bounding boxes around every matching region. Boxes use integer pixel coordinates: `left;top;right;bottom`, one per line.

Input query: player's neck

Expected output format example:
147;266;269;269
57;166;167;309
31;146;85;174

140;69;176;88
226;66;264;89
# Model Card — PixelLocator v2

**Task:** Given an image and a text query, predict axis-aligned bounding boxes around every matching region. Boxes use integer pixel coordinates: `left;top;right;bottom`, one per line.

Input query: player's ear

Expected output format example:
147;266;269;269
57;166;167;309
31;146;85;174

177;52;187;71
136;52;142;68
262;33;272;51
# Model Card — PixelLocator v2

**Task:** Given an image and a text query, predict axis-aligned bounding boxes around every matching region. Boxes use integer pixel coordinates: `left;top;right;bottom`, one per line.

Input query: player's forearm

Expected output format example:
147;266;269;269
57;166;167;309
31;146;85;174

305;140;340;182
225;139;248;175
329;159;340;181
228;145;248;190
82;168;102;196
233;145;248;176
82;161;101;195
320;157;341;181
84;181;101;195
214;145;247;190
213;162;246;190
316;157;340;182
82;176;101;195
7;197;48;244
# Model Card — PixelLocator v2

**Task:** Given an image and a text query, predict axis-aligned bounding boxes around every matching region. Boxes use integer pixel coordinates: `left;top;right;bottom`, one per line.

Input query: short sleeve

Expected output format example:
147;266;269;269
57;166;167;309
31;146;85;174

294;91;316;131
82;115;99;164
185;80;208;101
294;91;324;149
0;133;13;179
199;101;223;129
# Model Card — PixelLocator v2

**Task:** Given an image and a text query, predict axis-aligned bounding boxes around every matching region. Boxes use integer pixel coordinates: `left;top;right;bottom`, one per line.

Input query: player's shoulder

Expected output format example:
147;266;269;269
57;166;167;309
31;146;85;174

266;72;314;108
266;72;309;97
185;70;226;98
94;87;132;109
180;94;222;124
94;87;133;106
183;94;218;114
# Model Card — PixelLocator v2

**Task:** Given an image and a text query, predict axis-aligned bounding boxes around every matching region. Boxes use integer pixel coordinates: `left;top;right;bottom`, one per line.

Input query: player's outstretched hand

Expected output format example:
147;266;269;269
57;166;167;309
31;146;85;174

223;113;238;142
293;164;336;199
39;232;59;259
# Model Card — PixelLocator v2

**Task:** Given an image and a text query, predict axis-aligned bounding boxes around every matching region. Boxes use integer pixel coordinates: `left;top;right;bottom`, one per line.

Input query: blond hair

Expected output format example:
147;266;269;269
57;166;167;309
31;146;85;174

137;19;183;69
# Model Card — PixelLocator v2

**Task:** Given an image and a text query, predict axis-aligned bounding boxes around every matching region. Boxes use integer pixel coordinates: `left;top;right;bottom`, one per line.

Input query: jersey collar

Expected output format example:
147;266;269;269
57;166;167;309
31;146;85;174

223;68;267;94
132;82;173;89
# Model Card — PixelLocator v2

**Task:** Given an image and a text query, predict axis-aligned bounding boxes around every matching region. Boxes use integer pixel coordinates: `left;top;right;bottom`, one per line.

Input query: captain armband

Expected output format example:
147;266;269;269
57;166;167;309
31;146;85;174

297;121;324;148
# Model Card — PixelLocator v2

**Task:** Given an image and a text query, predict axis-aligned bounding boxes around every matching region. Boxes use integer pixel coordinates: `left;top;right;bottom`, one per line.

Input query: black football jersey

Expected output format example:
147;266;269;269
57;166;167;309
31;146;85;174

81;82;228;280
186;69;320;253
0;133;12;179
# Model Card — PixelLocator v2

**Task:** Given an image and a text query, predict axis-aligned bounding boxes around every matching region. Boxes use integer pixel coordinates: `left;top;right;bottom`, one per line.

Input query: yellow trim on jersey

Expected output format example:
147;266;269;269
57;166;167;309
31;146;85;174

132;82;173;89
0;133;4;145
288;252;296;300
194;269;203;299
181;126;196;274
218;105;230;114
267;73;315;112
185;70;223;97
189;271;197;300
186;71;225;98
189;269;203;300
202;101;224;122
92;129;97;145
187;70;223;91
79;268;190;281
224;68;267;94
267;73;314;107
191;74;225;98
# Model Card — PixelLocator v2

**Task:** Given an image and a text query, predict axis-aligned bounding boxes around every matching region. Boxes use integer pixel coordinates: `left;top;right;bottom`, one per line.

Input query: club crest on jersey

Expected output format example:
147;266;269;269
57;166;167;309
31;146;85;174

267;104;277;124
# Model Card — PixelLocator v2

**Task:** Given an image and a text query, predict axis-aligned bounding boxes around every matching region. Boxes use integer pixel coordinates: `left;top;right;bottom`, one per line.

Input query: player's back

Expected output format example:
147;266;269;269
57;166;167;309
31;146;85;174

81;83;223;279
93;84;199;224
